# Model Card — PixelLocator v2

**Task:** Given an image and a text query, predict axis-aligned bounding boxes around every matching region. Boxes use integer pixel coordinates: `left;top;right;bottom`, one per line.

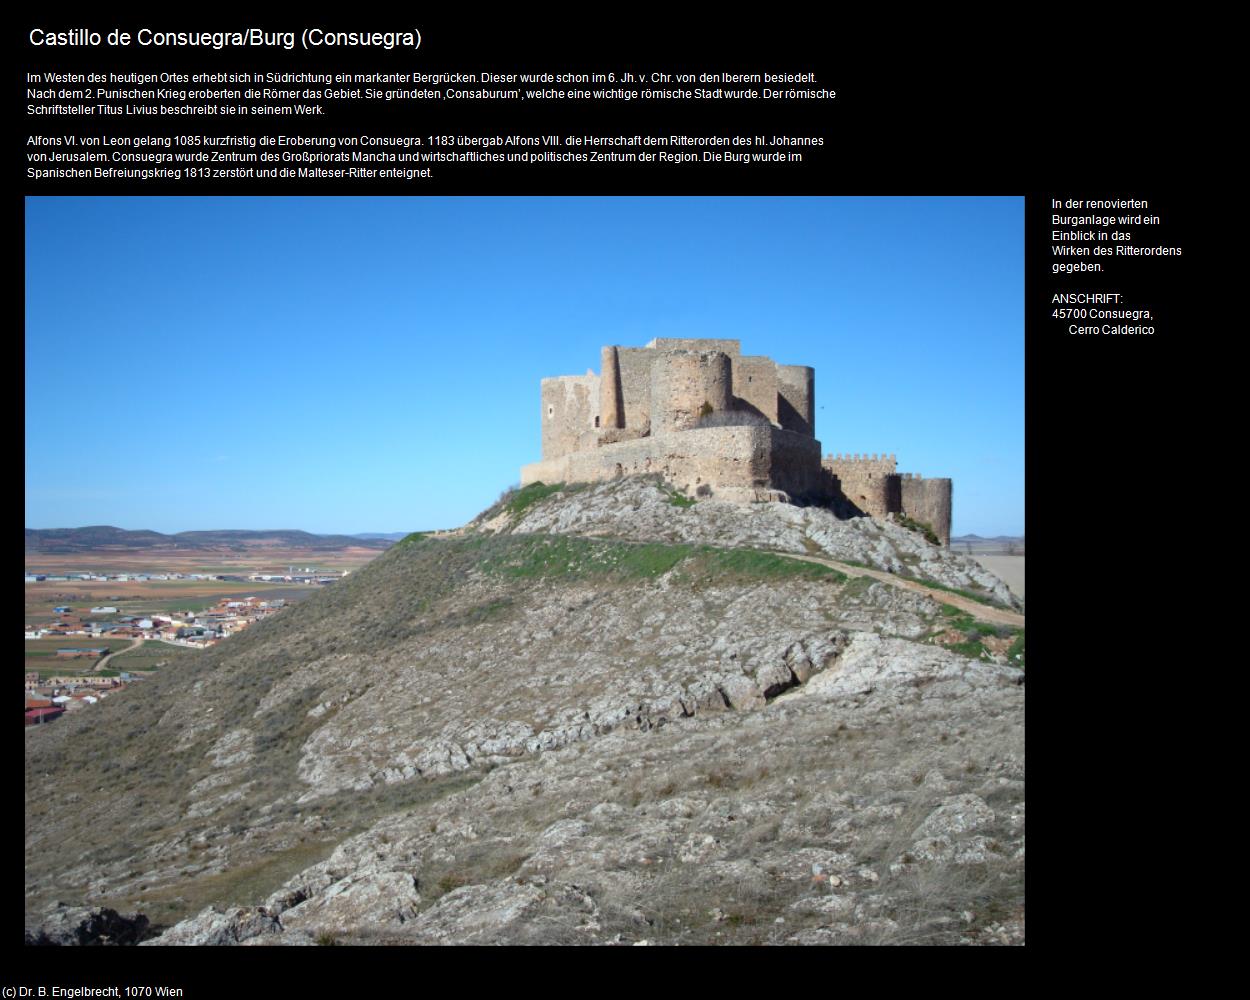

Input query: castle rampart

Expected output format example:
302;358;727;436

821;454;898;518
524;424;824;503
820;453;951;544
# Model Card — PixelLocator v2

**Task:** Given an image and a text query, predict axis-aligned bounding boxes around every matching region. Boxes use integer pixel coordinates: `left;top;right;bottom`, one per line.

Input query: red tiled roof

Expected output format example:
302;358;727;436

25;707;63;721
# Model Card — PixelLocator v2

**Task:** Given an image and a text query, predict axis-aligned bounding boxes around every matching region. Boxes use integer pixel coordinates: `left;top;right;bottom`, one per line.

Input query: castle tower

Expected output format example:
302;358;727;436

599;345;624;430
777;364;815;436
900;476;953;548
649;350;733;434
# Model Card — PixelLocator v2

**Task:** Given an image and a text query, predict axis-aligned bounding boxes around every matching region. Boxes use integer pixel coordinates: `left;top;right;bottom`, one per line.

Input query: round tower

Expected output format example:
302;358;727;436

776;364;815;436
650;350;733;434
599;345;624;430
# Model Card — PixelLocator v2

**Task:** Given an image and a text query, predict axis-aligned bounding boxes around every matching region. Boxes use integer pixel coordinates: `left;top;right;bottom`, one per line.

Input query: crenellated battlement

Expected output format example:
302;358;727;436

822;453;897;478
824;453;897;464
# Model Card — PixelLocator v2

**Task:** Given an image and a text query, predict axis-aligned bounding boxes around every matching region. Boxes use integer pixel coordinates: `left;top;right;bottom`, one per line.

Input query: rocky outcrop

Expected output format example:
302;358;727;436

138;632;1023;946
26;906;154;946
139;906;279;946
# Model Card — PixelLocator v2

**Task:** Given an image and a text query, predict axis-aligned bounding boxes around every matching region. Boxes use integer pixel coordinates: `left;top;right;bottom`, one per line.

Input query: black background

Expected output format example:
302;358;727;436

15;9;1204;975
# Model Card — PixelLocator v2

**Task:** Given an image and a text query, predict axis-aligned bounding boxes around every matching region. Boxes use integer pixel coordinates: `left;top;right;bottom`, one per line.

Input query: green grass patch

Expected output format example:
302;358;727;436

1007;630;1025;668
24;637;133;655
655;483;696;508
930;608;1024;664
841;574;878;598
939;611;999;636
896;515;940;546
110;642;202;672
700;548;845;583
944;637;988;659
481;535;690;580
505;481;566;516
916;577;999;607
479;535;846;585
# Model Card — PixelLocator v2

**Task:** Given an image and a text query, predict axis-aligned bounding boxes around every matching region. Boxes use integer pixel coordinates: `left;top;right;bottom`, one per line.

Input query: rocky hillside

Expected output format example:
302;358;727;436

25;479;1024;946
478;479;1021;611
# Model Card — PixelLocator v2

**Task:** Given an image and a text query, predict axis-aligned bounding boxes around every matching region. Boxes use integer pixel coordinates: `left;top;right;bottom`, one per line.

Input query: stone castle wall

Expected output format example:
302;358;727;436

541;374;600;461
900;475;953;547
820;454;952;545
522;425;826;502
732;355;780;423
776;365;815;436
822;454;898;518
647;337;742;356
572;339;816;443
615;347;656;433
650;350;733;434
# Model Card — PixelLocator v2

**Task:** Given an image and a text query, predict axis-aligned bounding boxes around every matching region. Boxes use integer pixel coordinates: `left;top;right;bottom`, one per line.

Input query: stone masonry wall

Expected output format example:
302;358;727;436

776;364;815;436
732;355;780;423
647;338;742;357
900;475;953;547
588;341;814;441
821;454;898;517
541;375;600;461
599;345;624;430
522;425;827;502
650;350;733;434
615;347;656;434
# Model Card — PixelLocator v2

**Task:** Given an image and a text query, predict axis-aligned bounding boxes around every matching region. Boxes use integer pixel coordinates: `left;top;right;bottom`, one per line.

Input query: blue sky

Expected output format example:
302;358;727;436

25;196;1023;536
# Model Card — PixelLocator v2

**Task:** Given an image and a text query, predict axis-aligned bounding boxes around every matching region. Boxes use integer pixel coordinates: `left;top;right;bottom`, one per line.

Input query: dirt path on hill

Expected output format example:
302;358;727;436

783;552;1026;628
94;637;142;672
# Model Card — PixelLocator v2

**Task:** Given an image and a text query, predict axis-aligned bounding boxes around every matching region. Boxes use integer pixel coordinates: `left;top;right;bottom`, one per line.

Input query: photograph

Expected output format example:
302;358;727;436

25;195;1025;946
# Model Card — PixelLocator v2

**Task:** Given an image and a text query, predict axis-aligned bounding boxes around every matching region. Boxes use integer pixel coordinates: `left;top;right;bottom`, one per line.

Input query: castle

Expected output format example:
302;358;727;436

520;338;952;546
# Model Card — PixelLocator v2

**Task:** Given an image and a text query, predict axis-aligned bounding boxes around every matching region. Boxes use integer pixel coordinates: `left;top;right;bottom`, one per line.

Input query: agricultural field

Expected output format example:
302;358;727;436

107;642;202;673
24;636;135;677
25;545;386;577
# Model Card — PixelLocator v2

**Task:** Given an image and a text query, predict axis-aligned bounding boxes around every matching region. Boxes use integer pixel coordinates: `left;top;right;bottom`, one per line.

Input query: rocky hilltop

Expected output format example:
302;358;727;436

25;479;1024;946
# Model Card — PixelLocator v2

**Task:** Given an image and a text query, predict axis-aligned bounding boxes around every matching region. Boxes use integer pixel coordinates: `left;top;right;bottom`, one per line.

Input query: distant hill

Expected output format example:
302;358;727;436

951;534;1024;553
24;526;395;554
351;532;411;541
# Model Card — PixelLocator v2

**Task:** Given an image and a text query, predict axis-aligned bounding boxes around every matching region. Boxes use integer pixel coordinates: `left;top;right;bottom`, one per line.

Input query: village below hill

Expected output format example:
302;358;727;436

23;537;396;727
